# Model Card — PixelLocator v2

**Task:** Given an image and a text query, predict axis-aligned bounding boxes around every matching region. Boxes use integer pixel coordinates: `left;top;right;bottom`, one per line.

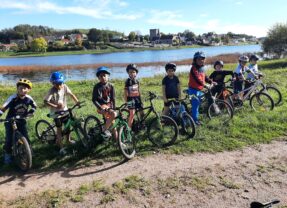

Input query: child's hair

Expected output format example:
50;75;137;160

126;64;138;73
213;60;224;69
16;78;33;89
165;63;176;71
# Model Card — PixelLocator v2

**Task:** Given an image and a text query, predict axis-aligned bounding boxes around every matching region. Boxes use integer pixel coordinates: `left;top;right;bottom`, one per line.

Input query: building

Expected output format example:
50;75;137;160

150;29;160;41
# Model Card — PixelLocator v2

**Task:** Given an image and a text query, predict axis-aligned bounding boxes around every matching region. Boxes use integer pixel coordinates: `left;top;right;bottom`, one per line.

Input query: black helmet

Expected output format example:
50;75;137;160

165;63;176;71
213;60;224;69
126;64;138;73
193;51;206;60
250;54;259;61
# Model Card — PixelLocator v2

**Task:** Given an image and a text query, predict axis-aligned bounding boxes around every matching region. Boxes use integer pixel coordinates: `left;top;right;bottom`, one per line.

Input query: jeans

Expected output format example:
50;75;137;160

188;88;204;122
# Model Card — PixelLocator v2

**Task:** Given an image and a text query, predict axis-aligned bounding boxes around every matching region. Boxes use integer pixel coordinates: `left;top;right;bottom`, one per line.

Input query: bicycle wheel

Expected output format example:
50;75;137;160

180;112;196;139
147;115;178;147
75;121;90;149
35;119;56;144
14;132;32;171
118;125;136;160
265;86;282;106
207;99;233;123
83;115;103;146
250;92;274;112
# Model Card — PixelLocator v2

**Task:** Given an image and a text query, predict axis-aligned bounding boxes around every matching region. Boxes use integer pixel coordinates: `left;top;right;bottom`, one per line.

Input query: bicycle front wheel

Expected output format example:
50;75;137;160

180;112;196;139
84;115;103;147
118;125;136;160
147;115;178;147
35;119;56;144
75;122;90;149
265;86;282;106
250;92;274;112
14;132;32;171
208;100;234;123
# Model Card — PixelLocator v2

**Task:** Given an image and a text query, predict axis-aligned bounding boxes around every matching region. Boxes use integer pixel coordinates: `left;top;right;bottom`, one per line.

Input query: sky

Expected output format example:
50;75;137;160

0;0;286;37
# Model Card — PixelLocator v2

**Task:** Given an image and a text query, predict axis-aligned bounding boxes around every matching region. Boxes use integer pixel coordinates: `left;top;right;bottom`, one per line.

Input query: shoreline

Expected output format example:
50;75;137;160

0;53;240;72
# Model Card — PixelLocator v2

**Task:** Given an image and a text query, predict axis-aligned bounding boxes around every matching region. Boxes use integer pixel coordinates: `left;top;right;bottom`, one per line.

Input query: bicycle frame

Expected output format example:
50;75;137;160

234;79;263;102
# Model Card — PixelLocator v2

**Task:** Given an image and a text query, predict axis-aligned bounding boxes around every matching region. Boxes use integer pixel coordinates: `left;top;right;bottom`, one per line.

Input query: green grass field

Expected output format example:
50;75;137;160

0;59;286;172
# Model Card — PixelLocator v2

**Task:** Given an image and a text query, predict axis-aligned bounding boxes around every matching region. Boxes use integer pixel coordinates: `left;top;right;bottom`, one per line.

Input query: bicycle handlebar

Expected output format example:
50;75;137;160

47;101;85;117
0;115;32;123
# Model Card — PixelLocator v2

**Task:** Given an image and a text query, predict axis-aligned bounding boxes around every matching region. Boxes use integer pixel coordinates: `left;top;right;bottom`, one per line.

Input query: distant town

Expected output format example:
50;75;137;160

0;24;263;53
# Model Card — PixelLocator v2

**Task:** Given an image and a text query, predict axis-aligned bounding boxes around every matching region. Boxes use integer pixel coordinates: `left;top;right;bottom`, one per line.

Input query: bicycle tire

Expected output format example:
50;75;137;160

207;99;234;123
180;112;196;139
14;132;32;171
118;125;136;160
75;122;90;149
35;119;56;144
250;92;274;112
265;86;282;106
147;115;178;147
83;115;103;146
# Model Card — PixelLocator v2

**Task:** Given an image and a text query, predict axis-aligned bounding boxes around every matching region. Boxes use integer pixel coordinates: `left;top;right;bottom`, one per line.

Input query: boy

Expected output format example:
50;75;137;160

209;60;233;97
233;55;249;96
188;51;213;125
44;71;79;154
162;63;181;115
0;79;36;164
245;54;261;92
92;66;117;139
124;64;143;127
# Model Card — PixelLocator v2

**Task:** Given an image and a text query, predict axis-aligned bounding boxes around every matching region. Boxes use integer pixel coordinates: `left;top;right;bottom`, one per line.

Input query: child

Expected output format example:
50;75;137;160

188;51;213;125
44;71;79;154
0;79;36;164
245;54;261;91
209;60;234;97
162;63;181;115
92;66;117;139
124;64;143;128
233;55;249;96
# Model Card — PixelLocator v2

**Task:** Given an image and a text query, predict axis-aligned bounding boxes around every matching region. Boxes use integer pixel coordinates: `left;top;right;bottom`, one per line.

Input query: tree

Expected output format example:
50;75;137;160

31;37;47;52
183;30;196;41
87;28;103;43
75;37;82;47
128;32;136;41
262;23;287;58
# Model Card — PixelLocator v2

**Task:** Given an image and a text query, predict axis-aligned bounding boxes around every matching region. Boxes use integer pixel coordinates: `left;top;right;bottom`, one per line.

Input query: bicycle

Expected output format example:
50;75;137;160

84;102;136;160
226;78;275;112
35;101;89;149
0;115;32;171
183;84;234;124
250;199;280;208
131;91;178;147
257;77;282;106
166;98;196;139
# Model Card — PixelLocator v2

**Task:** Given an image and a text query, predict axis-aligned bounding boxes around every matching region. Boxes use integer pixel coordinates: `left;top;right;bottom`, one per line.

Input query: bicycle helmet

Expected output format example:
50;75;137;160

96;66;111;77
50;71;65;84
126;64;138;73
193;51;206;60
213;60;224;69
250;54;259;61
17;78;32;89
239;55;249;62
165;63;176;71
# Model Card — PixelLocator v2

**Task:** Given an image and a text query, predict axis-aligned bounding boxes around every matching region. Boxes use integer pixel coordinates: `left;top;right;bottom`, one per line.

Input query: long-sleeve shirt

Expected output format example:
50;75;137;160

209;70;234;84
92;82;115;110
188;64;211;90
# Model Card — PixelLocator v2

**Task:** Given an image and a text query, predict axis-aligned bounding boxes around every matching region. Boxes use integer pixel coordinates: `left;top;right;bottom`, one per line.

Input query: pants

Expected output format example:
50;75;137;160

188;88;204;122
4;119;30;154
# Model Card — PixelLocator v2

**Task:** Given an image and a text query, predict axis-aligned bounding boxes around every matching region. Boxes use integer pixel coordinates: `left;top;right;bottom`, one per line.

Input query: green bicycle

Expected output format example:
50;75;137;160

35;101;89;149
84;102;136;160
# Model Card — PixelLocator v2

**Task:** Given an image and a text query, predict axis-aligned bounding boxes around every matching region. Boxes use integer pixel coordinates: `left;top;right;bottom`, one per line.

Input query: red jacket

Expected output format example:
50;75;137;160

188;65;211;90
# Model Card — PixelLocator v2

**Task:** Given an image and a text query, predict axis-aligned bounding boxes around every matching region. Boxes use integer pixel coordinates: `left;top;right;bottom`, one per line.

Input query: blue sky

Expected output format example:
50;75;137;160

0;0;286;37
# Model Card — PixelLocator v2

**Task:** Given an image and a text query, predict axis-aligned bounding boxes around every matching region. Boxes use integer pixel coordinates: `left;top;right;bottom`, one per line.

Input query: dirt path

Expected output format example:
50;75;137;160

0;140;287;207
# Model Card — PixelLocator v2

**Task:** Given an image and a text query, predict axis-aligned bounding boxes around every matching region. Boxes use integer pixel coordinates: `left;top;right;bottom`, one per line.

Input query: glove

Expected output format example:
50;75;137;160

26;109;35;116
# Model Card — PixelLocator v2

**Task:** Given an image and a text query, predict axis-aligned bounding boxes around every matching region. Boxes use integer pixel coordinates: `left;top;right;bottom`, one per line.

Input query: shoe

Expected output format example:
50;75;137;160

68;139;76;145
195;121;202;126
4;153;12;165
59;147;68;156
101;129;112;141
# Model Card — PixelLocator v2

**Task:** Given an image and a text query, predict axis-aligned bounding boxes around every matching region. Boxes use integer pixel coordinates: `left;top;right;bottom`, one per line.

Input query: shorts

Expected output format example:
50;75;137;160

127;97;143;110
54;113;70;128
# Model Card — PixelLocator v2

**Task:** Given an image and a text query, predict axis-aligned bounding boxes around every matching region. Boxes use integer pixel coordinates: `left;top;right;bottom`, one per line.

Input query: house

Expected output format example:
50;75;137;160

0;43;17;52
61;39;70;45
10;39;26;48
69;34;82;43
44;36;56;44
157;35;180;45
150;29;160;42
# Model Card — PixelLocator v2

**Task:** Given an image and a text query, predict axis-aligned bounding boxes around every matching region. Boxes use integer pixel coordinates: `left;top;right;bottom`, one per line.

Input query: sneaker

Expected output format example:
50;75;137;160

101;130;112;141
195;121;202;126
59;147;68;156
4;153;12;165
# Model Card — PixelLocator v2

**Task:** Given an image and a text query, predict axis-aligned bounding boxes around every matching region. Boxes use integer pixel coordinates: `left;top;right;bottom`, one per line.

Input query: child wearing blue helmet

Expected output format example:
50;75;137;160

44;71;79;154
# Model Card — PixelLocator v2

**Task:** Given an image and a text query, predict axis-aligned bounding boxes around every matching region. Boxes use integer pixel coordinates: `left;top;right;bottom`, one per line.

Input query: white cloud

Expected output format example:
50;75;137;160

0;0;137;20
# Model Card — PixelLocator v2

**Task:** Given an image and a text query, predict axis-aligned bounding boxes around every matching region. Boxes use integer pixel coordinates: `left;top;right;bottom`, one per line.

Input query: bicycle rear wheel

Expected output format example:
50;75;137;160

83;115;103;146
180;112;196;139
14;132;32;171
118;125;136;160
147;115;178;147
35;119;56;144
265;86;282;106
75;121;90;149
250;92;274;112
207;100;233;123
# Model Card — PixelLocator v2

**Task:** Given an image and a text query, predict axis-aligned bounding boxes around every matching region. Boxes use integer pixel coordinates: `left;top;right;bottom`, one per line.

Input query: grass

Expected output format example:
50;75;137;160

0;59;287;173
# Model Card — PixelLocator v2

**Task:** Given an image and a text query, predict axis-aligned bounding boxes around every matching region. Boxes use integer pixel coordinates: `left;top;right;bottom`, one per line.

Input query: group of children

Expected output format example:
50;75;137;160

0;51;261;165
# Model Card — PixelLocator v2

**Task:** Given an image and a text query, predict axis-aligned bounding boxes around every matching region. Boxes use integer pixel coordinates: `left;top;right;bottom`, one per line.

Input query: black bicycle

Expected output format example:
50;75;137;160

250;199;280;208
0;115;32;171
131;91;178;147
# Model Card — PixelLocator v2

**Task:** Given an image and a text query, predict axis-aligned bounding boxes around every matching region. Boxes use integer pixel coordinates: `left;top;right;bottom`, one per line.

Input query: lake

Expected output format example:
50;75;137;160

0;44;261;83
